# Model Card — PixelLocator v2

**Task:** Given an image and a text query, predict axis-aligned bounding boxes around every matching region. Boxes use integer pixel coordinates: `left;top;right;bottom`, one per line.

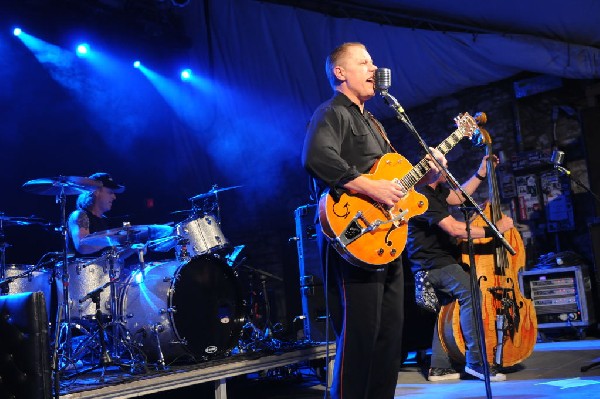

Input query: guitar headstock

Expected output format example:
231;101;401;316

454;112;480;141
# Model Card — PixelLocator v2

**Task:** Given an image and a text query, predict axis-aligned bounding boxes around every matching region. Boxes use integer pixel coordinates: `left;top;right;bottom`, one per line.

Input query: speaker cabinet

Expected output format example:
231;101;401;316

519;266;595;329
294;204;334;342
0;291;52;399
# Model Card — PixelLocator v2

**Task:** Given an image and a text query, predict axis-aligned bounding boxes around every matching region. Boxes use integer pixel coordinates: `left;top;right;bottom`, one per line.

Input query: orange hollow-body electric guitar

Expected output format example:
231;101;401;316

318;113;478;269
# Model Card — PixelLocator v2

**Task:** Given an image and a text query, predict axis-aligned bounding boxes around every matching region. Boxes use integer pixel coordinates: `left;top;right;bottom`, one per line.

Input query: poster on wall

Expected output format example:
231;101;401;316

541;171;575;232
516;174;543;222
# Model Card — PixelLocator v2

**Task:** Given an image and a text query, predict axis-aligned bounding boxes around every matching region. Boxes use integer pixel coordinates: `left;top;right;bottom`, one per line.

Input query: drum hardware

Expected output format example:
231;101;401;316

234;259;284;352
151;323;167;369
65;282;115;381
225;244;245;267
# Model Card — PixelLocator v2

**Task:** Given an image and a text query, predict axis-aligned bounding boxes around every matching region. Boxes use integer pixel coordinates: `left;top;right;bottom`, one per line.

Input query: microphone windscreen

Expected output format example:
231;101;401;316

551;150;565;166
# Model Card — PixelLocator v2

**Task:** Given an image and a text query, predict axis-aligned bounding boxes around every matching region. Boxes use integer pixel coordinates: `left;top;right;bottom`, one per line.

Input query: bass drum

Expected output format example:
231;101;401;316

120;255;245;364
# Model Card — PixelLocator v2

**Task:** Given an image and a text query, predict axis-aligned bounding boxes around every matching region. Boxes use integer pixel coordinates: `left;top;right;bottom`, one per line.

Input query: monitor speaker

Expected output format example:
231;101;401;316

294;204;334;342
0;291;52;399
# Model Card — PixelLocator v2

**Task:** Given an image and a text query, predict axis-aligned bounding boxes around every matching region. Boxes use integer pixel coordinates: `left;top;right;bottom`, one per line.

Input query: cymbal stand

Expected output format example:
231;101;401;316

65;285;113;381
102;225;140;364
106;246;127;360
51;186;73;398
236;259;283;351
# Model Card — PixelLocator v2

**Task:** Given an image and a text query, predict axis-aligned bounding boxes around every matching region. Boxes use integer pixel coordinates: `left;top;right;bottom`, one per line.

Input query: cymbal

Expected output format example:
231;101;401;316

22;176;102;196
188;185;243;201
147;236;179;252
170;209;193;215
80;224;175;247
0;214;47;226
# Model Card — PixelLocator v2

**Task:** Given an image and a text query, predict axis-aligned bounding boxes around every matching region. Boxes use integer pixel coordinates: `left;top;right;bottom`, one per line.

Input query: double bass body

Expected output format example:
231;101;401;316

438;114;538;367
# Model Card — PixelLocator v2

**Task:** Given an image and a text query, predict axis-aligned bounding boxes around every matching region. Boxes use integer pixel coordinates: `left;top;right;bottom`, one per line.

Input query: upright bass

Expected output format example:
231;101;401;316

438;112;538;367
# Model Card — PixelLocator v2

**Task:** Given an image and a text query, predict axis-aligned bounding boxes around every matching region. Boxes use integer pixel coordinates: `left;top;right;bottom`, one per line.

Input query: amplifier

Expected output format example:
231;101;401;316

519;266;596;329
294;204;334;342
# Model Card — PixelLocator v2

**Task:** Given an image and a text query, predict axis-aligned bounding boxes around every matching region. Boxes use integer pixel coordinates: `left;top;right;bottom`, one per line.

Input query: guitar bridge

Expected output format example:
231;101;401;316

336;209;408;247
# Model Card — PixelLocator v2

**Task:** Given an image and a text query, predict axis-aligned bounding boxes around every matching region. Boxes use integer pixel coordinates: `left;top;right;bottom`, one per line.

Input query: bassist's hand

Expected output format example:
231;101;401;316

496;215;514;234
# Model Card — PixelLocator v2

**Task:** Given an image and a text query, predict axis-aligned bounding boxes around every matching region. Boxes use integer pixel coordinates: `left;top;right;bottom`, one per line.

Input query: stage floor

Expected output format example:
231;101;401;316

58;336;600;398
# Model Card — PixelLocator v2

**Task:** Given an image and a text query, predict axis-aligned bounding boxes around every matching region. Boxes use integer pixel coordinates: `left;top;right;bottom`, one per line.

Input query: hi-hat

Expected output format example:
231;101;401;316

80;224;174;247
188;185;242;201
22;176;102;196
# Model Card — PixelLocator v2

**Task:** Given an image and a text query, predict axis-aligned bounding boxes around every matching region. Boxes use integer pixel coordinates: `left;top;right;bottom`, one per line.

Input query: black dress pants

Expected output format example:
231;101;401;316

317;228;404;399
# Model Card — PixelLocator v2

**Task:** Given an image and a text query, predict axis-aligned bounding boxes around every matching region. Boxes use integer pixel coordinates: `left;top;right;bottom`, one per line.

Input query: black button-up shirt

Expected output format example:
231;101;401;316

302;92;390;200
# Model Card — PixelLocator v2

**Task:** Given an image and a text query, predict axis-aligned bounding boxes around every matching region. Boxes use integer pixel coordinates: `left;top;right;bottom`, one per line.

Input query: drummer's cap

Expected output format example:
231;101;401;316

89;173;125;193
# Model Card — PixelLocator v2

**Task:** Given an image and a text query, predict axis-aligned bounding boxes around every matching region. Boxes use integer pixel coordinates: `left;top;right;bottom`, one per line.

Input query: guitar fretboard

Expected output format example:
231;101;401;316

400;128;466;189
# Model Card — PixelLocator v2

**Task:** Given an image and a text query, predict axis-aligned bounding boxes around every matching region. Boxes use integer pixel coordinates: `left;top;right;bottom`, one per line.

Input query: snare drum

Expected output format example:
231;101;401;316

1;264;52;320
175;214;230;259
56;254;120;320
120;255;244;363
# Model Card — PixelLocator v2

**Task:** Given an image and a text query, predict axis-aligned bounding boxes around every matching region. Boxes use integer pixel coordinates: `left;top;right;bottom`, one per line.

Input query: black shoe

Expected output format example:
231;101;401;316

428;367;460;381
465;363;506;382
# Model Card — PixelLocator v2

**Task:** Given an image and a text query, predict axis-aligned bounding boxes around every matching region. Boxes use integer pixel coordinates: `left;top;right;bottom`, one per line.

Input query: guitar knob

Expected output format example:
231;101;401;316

377;248;384;255
390;248;397;256
418;201;425;207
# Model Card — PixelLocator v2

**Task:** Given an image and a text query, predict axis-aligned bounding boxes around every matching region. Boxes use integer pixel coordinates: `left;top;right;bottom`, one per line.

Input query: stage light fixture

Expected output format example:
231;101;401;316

171;0;190;7
180;68;192;81
76;43;90;57
133;60;141;69
13;27;22;36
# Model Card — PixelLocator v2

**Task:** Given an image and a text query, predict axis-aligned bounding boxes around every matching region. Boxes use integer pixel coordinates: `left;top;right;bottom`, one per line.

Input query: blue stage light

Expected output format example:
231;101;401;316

180;68;192;81
13;27;22;36
76;43;90;57
133;60;141;69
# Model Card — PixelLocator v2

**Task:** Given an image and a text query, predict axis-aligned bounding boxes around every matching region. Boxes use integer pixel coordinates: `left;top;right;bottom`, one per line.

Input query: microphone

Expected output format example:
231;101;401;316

374;67;405;114
551;149;570;176
551;150;565;166
79;284;106;303
375;67;391;93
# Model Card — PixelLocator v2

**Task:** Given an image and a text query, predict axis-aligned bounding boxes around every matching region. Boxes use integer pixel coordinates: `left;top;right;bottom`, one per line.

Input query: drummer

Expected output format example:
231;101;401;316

67;172;125;257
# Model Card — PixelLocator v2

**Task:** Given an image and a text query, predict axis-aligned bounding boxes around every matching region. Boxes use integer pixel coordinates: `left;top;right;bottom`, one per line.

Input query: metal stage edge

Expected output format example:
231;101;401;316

61;343;335;399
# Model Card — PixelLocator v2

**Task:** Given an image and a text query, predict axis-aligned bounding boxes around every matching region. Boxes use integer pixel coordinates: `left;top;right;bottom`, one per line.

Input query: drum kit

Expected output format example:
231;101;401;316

0;177;263;381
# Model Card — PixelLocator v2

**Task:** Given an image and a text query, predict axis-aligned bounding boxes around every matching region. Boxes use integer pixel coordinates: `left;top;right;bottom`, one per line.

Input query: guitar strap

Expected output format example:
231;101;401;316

366;111;397;154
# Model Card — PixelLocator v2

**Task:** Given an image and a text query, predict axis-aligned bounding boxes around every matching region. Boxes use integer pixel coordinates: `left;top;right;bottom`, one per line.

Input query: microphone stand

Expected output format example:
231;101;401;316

378;89;515;399
555;165;600;204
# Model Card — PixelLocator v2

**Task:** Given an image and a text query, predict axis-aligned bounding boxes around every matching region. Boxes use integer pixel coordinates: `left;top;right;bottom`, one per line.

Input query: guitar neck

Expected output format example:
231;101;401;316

400;129;465;189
